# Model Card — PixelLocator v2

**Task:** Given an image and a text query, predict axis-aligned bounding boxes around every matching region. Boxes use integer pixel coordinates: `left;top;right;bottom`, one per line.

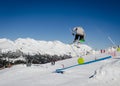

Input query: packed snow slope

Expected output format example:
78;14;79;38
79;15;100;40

0;52;120;86
0;38;92;56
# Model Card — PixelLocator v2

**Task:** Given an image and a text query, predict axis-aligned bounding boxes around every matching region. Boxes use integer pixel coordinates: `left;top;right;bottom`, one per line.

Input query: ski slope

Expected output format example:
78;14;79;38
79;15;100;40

0;52;120;86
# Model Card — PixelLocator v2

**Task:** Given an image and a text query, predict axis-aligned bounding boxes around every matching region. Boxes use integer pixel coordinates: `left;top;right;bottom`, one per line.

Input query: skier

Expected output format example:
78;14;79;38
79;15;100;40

51;57;56;65
72;26;85;43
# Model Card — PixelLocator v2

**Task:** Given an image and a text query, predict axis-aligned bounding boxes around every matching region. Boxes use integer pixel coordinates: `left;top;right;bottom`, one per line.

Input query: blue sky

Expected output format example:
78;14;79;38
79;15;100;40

0;0;120;49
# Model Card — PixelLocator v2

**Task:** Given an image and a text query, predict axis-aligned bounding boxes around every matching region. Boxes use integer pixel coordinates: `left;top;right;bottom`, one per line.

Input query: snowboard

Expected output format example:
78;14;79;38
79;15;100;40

79;39;85;43
73;39;85;44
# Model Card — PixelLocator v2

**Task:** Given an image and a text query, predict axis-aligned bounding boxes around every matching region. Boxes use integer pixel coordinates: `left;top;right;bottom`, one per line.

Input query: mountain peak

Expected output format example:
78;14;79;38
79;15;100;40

0;38;92;56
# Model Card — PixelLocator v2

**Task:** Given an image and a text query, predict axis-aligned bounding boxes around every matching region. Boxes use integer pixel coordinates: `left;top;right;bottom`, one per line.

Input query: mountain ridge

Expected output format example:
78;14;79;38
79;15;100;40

0;38;92;56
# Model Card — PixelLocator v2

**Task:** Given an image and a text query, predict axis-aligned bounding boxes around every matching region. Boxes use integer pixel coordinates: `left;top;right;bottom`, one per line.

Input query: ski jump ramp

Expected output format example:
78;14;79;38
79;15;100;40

55;56;112;73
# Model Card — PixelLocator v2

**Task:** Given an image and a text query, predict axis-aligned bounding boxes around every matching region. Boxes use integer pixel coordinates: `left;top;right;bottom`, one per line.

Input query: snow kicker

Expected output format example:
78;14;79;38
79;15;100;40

55;56;112;73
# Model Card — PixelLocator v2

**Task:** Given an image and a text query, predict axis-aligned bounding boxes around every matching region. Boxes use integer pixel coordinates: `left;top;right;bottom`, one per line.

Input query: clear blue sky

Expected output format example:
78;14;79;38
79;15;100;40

0;0;120;49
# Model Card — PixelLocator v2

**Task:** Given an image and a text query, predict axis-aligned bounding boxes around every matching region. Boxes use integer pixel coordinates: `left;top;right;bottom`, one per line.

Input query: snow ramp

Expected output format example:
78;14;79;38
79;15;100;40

55;56;112;73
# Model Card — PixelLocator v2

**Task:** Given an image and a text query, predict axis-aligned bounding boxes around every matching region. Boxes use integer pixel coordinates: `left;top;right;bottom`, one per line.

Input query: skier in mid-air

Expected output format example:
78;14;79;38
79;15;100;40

72;26;85;43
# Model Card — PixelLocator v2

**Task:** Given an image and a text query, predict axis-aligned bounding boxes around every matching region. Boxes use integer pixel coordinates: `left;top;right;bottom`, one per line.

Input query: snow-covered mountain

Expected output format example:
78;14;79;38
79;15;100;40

1;38;120;86
0;38;92;56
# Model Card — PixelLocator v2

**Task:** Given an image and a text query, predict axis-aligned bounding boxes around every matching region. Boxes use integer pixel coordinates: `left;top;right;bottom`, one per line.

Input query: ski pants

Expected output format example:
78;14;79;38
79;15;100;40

74;34;84;41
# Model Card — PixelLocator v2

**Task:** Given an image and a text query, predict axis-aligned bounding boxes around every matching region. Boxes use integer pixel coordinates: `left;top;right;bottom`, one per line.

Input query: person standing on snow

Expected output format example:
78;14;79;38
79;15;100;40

72;26;85;43
51;57;56;65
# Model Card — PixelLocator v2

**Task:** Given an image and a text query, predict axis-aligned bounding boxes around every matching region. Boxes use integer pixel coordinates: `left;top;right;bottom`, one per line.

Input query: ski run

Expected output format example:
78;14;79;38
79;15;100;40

0;38;120;86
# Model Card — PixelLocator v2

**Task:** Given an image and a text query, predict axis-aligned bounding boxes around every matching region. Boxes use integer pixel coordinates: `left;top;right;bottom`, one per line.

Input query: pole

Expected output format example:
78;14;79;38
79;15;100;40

108;36;116;46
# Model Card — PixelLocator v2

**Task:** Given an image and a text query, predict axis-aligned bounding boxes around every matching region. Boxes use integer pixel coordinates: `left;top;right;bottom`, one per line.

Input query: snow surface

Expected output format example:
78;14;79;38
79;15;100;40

0;38;92;56
0;52;120;86
0;38;120;86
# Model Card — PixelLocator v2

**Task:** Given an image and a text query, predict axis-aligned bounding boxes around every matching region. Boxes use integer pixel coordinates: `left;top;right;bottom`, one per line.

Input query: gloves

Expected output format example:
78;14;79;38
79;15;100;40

72;33;74;36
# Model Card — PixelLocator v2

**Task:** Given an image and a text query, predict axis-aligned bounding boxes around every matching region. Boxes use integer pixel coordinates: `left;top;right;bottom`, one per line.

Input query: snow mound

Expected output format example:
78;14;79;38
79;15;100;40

90;59;120;82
